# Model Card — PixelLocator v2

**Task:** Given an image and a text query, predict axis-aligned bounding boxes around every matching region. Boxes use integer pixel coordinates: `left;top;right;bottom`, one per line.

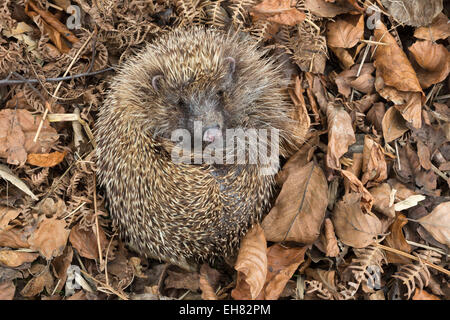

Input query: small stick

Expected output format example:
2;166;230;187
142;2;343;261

374;243;450;276
33;33;94;143
0;67;113;87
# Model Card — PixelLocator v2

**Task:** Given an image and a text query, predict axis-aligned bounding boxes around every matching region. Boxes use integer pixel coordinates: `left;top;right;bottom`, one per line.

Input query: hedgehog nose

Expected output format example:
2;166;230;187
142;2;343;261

203;125;222;143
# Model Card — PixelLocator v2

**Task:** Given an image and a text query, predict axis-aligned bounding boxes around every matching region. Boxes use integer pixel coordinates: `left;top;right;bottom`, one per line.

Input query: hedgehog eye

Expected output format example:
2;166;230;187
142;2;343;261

177;99;187;109
216;90;224;98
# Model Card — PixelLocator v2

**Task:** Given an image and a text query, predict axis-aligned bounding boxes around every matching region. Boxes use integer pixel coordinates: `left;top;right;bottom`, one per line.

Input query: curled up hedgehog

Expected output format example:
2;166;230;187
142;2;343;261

95;27;308;270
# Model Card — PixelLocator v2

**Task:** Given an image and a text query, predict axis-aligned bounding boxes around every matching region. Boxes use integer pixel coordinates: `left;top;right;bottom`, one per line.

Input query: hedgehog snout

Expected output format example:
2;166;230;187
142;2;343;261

203;125;222;143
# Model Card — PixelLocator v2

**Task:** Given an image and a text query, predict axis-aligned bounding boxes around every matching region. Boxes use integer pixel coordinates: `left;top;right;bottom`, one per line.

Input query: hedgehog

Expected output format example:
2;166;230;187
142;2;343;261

95;27;308;270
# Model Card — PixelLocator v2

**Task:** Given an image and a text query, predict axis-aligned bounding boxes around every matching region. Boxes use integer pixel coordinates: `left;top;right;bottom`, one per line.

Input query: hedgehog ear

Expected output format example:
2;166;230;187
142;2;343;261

152;74;164;91
224;57;235;75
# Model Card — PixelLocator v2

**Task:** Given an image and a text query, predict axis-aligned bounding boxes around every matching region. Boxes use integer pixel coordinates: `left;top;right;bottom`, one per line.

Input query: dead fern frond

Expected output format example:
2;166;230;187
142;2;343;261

175;0;207;27
305;280;334;300
204;0;230;28
229;0;256;28
392;261;431;299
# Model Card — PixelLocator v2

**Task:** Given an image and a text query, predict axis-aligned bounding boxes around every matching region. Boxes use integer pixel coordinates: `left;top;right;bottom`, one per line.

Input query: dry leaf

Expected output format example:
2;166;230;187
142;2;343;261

412;289;441;300
20;264;54;297
231;224;267;300
262;161;327;243
414;13;450;41
416;140;432;171
0;227;31;249
164;268;199;291
199;264;218;300
417;202;450;246
384;213;412;264
394;195;426;211
69;223;107;260
0;207;20;230
335;63;375;97
332;193;382;248
409;40;450;89
341;169;374;213
326;105;356;170
326;14;364;48
0;109;59;166
27;151;67;167
28;216;70;260
361;136;388;186
304;0;355;17
251;0;306;26
322;218;339;257
381;0;443;27
382;106;409;143
258;244;307;300
369;183;395;218
0;281;15;300
0;164;38;200
374;23;424;128
0;250;39;268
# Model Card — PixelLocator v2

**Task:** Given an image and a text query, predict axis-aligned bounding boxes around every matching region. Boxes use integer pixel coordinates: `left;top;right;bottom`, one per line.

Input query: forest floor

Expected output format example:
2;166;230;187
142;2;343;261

0;0;449;300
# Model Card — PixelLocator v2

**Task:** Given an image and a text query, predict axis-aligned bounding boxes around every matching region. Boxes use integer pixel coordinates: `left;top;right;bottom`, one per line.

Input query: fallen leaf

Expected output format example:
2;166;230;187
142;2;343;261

366;102;385;133
416;140;432;170
0;250;39;268
52;245;74;293
164;268;199;291
384;213;412;264
0;227;31;249
361;136;388;186
28;216;70;260
369;183;395;218
381;106;409;143
326;14;364;48
250;0;306;26
258;244;307;300
262;161;327;243
304;0;355;17
417;202;450;246
0;164;38;200
27;151;67;167
394;195;426;211
20;264;54;297
0;109;59;166
412;289;441;300
0;207;20;230
335;63;375;97
409;40;450;89
332;193;382;248
381;0;443;27
414;13;450;41
322;218;339;257
341;170;374;213
69;223;108;260
0;281;15;300
231;224;267;300
326;104;356;170
199;264;218;300
374;23;424;128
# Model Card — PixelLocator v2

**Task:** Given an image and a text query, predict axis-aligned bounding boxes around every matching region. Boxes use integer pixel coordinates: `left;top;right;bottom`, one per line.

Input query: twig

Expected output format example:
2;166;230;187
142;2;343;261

79;269;129;300
0;67;113;87
33;33;94;143
374;243;450;276
405;240;450;258
93;175;104;270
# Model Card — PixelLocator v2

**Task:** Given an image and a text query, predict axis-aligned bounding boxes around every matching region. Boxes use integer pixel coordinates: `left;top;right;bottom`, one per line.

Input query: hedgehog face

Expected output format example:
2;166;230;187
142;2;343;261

150;57;239;146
